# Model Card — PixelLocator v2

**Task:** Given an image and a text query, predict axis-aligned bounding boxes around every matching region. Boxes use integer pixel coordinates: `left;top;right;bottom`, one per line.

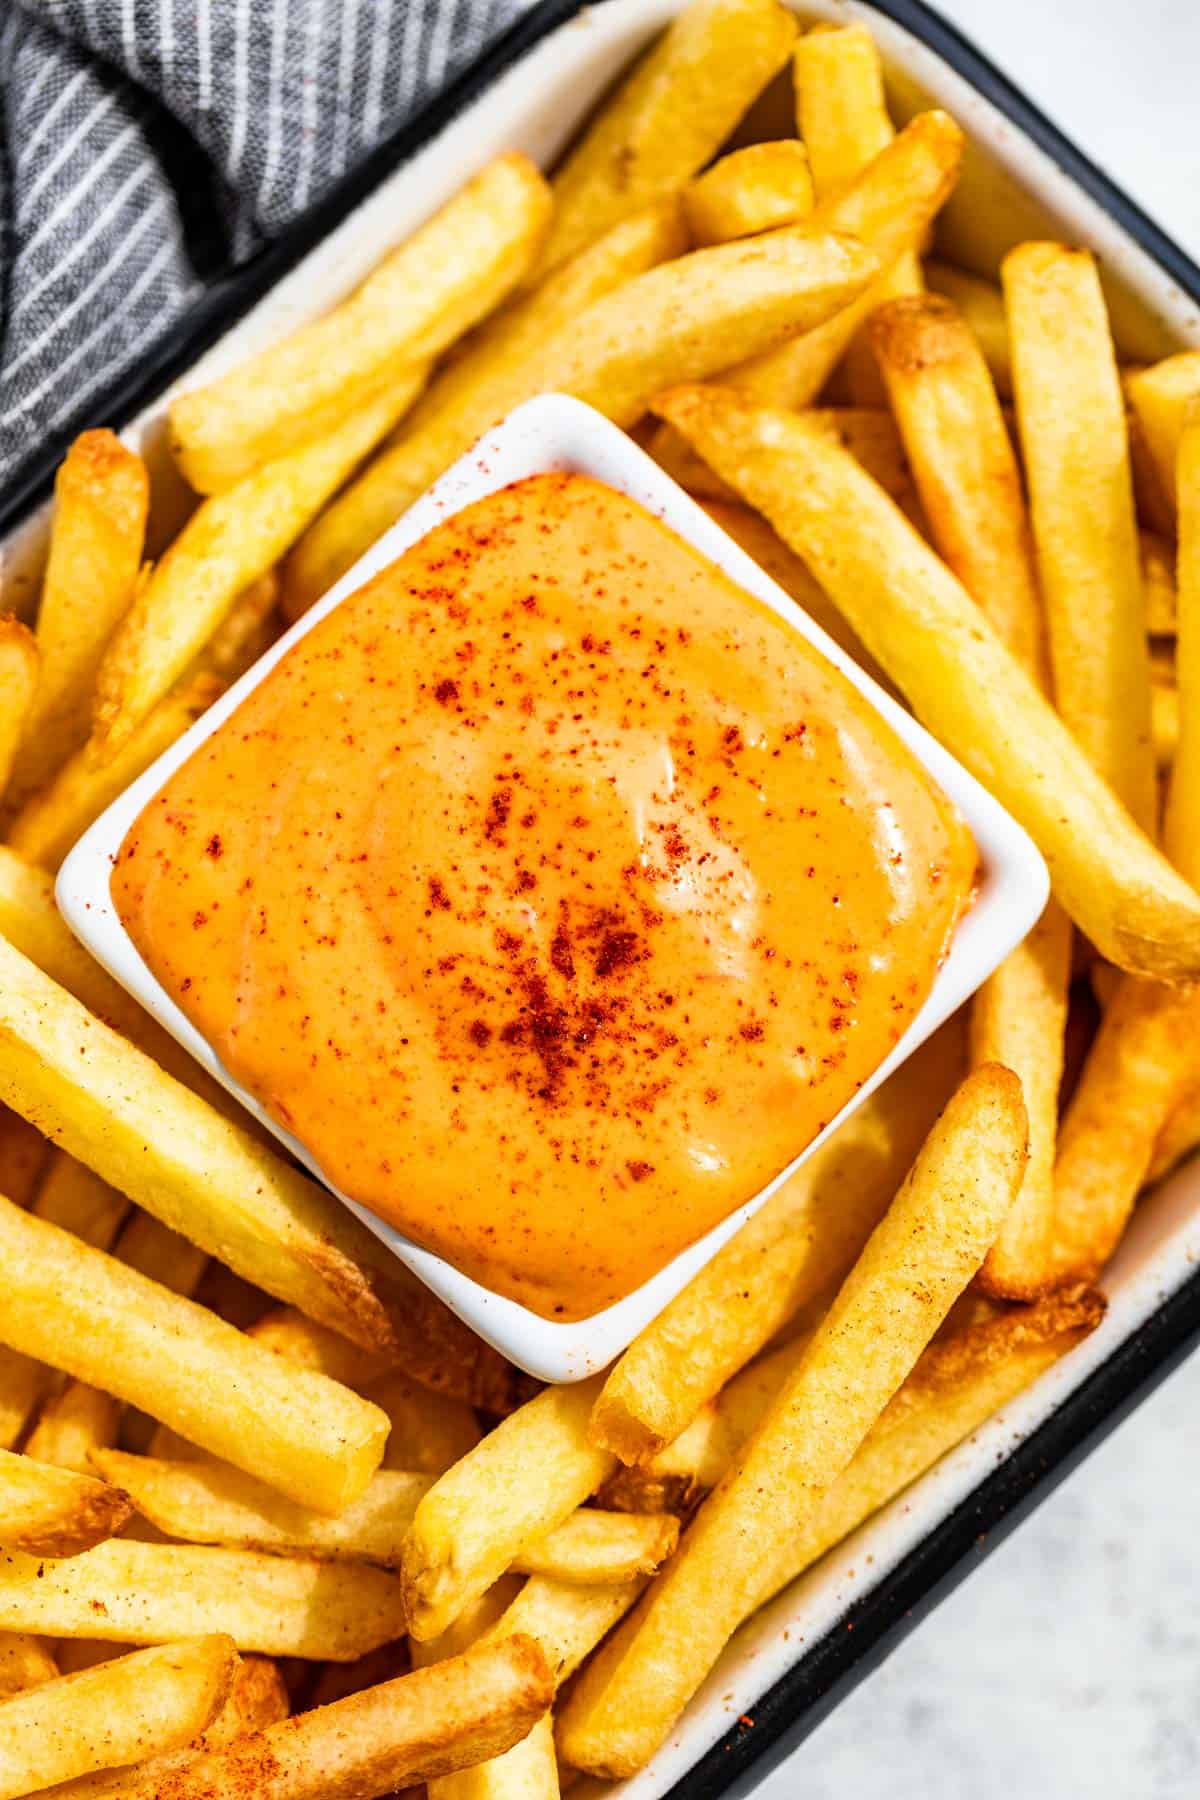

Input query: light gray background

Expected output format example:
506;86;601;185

759;2;1200;1796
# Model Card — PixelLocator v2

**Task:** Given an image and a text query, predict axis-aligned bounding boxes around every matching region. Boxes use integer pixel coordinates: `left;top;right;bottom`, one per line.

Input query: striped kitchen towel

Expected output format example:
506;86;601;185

0;0;534;491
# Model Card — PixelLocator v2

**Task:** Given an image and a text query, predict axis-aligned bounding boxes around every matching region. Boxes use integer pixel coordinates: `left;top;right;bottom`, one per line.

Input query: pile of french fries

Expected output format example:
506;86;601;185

0;1;1198;1791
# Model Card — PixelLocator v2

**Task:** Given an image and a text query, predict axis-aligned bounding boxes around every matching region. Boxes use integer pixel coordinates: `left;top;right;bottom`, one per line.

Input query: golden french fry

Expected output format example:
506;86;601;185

192;570;281;682
46;1654;292;1799
1153;675;1179;772
0;1105;50;1207
10;431;148;803
23;1381;122;1478
589;1019;964;1464
305;1641;409;1710
511;1512;678;1588
557;1067;1028;1777
485;1575;646;1687
0;1448;131;1557
369;1371;483;1475
283;225;879;612
1003;242;1155;829
0;1348;48;1457
684;141;814;245
867;293;1070;1297
0;931;518;1402
248;1307;393;1388
403;1377;615;1642
119;1636;552;1800
0;1540;407;1659
0;617;38;803
1141;529;1177;635
94;1453;427;1567
94;376;427;761
171;155;551;493
0;1195;388;1513
1126;350;1200;527
925;260;1011;396
724;110;960;408
1150;1079;1200;1183
10;670;221;872
0;1633;56;1699
31;1151;127;1246
793;20;921;404
114;1206;210;1298
1164;413;1200;867
534;0;797;278
0;1635;236;1799
651;384;1200;980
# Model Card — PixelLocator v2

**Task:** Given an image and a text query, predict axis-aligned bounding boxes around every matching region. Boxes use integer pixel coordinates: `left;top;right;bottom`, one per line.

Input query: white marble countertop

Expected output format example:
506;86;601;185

758;2;1200;1795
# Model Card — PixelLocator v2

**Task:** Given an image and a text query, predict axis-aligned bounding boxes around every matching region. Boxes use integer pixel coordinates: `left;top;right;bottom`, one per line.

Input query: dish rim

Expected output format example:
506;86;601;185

56;391;1046;1382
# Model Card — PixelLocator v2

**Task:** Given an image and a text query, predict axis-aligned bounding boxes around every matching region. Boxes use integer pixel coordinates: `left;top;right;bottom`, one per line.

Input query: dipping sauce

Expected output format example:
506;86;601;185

113;473;976;1320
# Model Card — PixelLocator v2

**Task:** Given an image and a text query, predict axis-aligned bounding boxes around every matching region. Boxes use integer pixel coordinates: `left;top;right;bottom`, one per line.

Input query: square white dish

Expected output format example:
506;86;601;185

0;0;1192;1791
57;391;1047;1384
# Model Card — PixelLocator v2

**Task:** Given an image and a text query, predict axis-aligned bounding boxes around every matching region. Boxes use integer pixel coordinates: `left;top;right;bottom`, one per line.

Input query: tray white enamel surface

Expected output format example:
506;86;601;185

7;0;1197;1790
58;393;1045;1383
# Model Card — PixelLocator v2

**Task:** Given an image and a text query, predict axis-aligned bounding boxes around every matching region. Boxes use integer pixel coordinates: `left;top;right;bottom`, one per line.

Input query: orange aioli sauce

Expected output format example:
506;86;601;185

113;473;976;1320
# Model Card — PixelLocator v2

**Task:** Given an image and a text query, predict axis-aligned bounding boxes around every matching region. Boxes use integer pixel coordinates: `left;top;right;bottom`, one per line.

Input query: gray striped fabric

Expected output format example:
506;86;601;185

0;0;534;489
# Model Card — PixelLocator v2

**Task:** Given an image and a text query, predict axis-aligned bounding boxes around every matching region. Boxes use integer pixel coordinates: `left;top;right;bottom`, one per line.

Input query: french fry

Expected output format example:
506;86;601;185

556;1066;1028;1777
31;1151;127;1248
0;1103;50;1207
486;1576;646;1686
10;670;222;872
111;1636;553;1800
191;1259;270;1331
171;155;551;493
0;1349;47;1456
0;930;519;1404
533;0;798;279
925;260;1011;396
370;1371;483;1474
10;431;148;802
403;1377;616;1641
23;1381;122;1478
93;376;427;761
589;1019;964;1463
0;1540;408;1659
93;1454;427;1568
793;21;921;404
1165;412;1200;865
651;384;1200;980
1153;676;1180;772
684;142;814;245
282;225;880;612
248;1308;394;1388
1003;242;1155;829
306;1641;409;1710
0;1635;237;1800
0;1633;56;1699
0;1448;131;1557
1125;350;1200;527
511;1512;678;1587
195;571;281;681
1149;1079;1200;1184
868;293;1070;1297
0;617;38;803
0;1196;388;1512
45;1654;292;1798
1142;529;1177;635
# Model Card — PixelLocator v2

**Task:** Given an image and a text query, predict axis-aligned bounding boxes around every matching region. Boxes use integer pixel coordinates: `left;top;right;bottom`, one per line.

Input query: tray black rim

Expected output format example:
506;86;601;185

3;2;1200;1795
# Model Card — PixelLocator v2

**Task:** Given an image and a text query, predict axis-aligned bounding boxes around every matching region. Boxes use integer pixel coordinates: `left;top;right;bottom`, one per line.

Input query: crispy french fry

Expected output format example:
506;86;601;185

0;1540;407;1659
1126;350;1200;527
724;112;959;409
9;671;221;872
511;1512;678;1587
589;1019;964;1464
369;1371;483;1475
0;1633;56;1699
0;1104;50;1207
282;200;688;620
1141;529;1177;635
0;1635;237;1800
94;377;427;761
31;1151;127;1248
192;570;281;683
247;1307;393;1388
0;1196;388;1512
0;1448;131;1557
684;142;814;245
0;617;38;803
650;405;914;518
0;1348;47;1456
486;1576;645;1687
1165;413;1200;867
924;260;1011;396
115;1636;552;1800
793;21;921;404
534;0;797;278
868;293;1070;1296
557;1067;1028;1777
1003;242;1155;829
652;384;1200;980
93;1453;427;1568
1150;1079;1200;1183
10;432;148;802
403;1378;615;1642
45;1654;292;1798
1153;676;1180;772
23;1381;122;1477
0;931;518;1404
172;155;551;493
282;225;879;612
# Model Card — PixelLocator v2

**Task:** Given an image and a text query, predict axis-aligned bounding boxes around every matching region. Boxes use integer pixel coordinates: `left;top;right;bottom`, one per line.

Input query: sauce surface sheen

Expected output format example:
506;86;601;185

113;472;976;1319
